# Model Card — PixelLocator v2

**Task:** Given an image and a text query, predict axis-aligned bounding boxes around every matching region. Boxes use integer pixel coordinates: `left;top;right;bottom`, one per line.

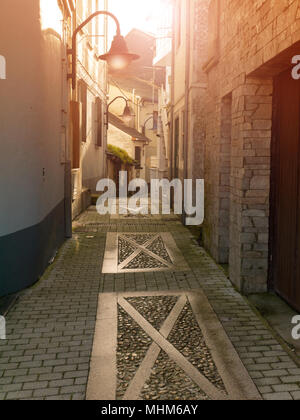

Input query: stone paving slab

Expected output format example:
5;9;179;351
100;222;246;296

0;206;300;400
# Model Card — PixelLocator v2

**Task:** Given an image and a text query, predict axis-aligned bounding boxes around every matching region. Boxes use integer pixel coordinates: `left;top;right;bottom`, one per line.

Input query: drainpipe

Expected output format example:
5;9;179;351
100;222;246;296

104;0;109;178
169;0;176;180
64;11;73;239
183;0;191;224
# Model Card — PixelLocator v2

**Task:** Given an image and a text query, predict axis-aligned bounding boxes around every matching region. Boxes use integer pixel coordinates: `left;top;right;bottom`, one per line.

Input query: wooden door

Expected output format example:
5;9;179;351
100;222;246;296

271;68;300;311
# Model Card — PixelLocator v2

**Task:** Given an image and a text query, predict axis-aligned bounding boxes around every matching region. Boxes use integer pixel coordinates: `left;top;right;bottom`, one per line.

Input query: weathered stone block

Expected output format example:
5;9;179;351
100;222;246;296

250;176;270;190
252;104;272;119
253;120;272;130
241;233;256;244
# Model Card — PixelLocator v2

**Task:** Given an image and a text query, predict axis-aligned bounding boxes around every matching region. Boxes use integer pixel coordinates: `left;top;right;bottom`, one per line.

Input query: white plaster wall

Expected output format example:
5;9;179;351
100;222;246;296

0;0;65;236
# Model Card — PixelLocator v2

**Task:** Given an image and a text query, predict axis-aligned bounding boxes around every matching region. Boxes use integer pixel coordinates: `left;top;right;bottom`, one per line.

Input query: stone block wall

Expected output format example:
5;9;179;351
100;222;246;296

202;0;300;293
229;77;272;293
189;0;209;216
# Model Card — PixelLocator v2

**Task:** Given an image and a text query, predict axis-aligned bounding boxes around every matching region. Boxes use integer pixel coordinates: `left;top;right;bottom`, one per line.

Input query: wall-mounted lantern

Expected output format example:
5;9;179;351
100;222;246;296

67;11;140;90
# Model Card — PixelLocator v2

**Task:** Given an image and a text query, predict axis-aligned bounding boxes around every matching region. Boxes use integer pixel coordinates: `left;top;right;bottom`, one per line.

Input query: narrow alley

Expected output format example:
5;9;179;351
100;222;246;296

2;0;300;405
1;208;300;401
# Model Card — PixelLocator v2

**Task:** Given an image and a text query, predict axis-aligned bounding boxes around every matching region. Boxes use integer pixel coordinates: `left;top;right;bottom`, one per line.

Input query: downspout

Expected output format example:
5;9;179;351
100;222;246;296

183;0;191;224
169;0;176;180
64;8;75;239
104;0;109;178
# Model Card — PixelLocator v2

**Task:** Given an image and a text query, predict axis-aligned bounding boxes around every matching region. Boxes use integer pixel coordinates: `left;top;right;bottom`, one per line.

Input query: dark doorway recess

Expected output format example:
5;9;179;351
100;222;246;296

270;68;300;311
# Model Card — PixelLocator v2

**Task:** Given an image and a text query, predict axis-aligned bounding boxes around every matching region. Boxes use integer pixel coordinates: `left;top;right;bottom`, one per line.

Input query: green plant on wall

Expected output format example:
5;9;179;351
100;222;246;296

107;144;136;166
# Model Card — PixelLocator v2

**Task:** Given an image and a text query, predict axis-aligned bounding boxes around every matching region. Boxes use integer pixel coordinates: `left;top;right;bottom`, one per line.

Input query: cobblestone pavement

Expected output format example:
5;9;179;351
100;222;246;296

0;207;300;400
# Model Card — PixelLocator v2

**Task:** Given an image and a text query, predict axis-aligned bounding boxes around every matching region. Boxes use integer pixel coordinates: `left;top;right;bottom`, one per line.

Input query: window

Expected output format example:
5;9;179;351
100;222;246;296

135;147;141;165
153;111;158;130
95;97;103;147
71;101;80;169
78;80;87;142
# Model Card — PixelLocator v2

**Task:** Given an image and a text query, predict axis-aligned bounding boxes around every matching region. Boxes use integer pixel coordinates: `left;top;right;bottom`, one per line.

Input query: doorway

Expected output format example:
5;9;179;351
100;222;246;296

270;68;300;311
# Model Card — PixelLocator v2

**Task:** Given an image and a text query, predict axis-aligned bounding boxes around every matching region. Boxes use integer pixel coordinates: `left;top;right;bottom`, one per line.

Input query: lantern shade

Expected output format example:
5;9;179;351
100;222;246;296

120;104;135;123
99;34;140;70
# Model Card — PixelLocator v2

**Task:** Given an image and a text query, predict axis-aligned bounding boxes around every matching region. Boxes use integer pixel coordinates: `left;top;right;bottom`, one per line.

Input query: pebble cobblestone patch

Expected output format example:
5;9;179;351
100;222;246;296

168;302;226;394
118;295;227;399
116;306;152;400
118;238;136;264
140;350;209;401
1;207;300;400
124;252;168;270
146;236;173;264
126;296;179;331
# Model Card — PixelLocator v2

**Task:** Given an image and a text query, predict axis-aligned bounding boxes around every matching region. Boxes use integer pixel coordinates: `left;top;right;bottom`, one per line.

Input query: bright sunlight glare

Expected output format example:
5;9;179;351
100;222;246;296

40;0;63;35
107;0;171;37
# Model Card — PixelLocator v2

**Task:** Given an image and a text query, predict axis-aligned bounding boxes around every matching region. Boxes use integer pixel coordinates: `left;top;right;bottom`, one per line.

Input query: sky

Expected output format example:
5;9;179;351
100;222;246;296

107;0;171;37
39;0;172;45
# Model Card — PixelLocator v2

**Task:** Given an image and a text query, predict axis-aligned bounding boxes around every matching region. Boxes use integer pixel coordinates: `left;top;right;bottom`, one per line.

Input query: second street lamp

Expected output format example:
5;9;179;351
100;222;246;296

107;96;135;124
68;11;140;90
142;115;155;136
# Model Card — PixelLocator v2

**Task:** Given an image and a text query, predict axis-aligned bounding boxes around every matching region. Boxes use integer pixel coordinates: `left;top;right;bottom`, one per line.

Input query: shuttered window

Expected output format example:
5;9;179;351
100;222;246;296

78;80;87;142
95;97;103;147
70;101;80;169
135;146;141;164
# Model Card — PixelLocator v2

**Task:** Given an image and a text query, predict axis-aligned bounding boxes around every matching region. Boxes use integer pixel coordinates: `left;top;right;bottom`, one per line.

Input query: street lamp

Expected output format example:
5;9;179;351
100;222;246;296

67;11;140;90
142;115;156;136
107;96;135;124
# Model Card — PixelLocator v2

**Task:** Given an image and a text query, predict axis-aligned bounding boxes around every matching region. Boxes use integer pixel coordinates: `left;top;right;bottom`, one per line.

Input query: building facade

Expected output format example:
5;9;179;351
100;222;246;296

203;0;300;309
153;0;173;180
168;0;209;184
0;0;108;297
71;0;108;218
168;0;300;310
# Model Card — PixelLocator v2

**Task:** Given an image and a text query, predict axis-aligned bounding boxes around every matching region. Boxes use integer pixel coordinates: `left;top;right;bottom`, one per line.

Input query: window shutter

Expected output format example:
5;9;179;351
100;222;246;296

78;80;87;142
96;97;103;147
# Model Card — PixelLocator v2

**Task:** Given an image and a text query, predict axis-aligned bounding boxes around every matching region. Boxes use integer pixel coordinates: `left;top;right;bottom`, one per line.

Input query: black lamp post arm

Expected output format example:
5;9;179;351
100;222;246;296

143;115;154;128
74;11;121;38
107;96;128;108
142;115;154;135
68;11;121;90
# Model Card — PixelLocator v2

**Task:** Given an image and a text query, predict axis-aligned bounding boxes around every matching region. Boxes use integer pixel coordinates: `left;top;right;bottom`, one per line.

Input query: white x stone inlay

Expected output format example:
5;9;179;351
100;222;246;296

87;291;262;401
102;232;189;273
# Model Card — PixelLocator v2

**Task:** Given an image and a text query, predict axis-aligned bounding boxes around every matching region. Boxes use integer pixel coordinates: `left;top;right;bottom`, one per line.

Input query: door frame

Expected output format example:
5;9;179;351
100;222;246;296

268;75;278;291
